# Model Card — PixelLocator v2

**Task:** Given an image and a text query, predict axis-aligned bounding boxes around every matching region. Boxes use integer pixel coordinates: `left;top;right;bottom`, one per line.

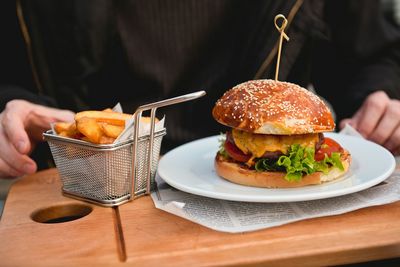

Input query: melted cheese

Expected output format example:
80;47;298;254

232;129;319;165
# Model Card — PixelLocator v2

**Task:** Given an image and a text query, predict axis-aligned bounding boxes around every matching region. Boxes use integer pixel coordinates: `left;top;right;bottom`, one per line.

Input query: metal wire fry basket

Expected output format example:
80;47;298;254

43;91;205;207
43;130;165;206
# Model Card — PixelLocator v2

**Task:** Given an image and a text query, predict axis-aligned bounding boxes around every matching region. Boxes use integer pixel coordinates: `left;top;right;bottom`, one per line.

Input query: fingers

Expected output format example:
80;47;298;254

0;157;20;178
384;126;400;155
2;100;32;154
353;91;389;138
30;104;75;129
0;158;24;178
368;99;400;145
27;106;75;141
0;100;74;178
342;91;400;155
2;100;75;153
0;121;37;177
339;118;352;129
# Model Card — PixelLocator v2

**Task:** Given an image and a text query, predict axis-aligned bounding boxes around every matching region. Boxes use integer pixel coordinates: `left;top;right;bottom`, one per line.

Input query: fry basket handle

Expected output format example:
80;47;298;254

131;90;206;198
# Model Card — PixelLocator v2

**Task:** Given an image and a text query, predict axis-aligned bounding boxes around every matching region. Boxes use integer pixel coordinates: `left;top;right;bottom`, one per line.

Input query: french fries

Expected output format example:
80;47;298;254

54;122;74;133
53;110;131;144
76;117;104;144
54;121;81;139
53;109;158;145
99;123;124;139
75;111;132;126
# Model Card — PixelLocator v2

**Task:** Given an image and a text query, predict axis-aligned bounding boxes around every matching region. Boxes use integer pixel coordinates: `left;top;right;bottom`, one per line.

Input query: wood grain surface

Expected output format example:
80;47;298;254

0;168;399;267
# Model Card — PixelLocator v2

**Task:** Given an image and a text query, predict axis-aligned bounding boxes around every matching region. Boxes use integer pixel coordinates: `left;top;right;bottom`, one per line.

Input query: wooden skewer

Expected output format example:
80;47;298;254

274;14;290;81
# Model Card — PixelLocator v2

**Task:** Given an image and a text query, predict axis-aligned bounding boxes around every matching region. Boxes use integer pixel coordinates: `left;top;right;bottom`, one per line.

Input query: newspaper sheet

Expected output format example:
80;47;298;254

151;125;400;233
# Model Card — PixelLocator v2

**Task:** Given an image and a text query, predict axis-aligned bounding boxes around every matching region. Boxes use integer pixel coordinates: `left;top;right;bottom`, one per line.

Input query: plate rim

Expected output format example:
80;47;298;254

157;133;396;202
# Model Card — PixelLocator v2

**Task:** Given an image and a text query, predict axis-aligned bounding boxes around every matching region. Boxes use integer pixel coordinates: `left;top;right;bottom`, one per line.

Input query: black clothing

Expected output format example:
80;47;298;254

1;0;400;153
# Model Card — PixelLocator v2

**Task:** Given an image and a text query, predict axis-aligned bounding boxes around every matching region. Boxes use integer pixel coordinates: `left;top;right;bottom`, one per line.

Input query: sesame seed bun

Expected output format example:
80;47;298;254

214;150;351;188
212;79;335;135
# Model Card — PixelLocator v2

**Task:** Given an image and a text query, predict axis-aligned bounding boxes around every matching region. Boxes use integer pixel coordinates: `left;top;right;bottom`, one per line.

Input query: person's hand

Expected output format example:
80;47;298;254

340;91;400;155
0;100;74;178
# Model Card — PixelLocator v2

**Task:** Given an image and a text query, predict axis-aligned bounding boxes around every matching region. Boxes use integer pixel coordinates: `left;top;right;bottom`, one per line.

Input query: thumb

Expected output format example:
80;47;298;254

27;105;75;142
1;102;32;154
31;104;75;125
50;110;75;123
339;118;352;130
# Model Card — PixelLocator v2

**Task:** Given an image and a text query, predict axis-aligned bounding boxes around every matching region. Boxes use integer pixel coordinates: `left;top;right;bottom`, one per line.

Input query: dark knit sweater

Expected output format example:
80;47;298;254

1;0;400;152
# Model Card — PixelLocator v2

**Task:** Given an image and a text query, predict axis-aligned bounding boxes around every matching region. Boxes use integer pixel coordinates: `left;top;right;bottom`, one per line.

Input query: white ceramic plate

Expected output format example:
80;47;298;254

157;133;396;202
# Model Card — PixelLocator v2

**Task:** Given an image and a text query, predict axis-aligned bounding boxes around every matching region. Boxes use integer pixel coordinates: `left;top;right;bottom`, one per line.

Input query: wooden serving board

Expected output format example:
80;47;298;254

1;168;400;267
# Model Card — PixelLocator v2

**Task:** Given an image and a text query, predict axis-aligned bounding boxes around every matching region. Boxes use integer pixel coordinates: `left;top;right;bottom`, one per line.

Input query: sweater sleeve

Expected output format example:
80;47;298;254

0;85;57;111
0;1;57;112
312;0;400;120
330;0;400;95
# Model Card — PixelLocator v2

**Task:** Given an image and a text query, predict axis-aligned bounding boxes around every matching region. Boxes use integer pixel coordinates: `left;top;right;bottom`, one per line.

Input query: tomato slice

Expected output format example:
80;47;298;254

224;138;251;163
314;137;343;161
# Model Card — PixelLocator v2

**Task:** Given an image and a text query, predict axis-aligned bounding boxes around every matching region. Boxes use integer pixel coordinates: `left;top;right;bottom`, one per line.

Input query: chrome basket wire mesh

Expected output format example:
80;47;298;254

43;91;205;207
44;130;165;206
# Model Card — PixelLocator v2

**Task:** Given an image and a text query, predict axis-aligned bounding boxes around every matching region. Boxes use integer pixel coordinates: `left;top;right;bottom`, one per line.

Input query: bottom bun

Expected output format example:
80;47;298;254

214;151;351;188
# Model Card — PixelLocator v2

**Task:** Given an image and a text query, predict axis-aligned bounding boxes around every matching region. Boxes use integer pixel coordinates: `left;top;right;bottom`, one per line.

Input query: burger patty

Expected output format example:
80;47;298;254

230;129;324;160
225;130;325;165
262;133;324;160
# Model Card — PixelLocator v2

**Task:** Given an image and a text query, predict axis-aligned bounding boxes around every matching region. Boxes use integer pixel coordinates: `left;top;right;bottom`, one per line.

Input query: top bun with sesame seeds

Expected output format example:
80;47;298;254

212;79;335;135
212;79;351;188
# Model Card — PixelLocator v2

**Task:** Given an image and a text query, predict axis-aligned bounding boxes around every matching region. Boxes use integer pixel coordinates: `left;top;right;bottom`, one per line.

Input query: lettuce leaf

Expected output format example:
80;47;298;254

276;144;316;181
256;144;344;182
314;152;344;174
218;133;229;158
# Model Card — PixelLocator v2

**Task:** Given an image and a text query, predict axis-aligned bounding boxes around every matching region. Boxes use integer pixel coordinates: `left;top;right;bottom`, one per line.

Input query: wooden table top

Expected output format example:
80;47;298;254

1;168;399;267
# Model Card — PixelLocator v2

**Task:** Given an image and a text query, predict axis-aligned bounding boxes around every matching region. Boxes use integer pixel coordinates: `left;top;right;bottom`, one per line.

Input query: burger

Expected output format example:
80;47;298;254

212;79;351;188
